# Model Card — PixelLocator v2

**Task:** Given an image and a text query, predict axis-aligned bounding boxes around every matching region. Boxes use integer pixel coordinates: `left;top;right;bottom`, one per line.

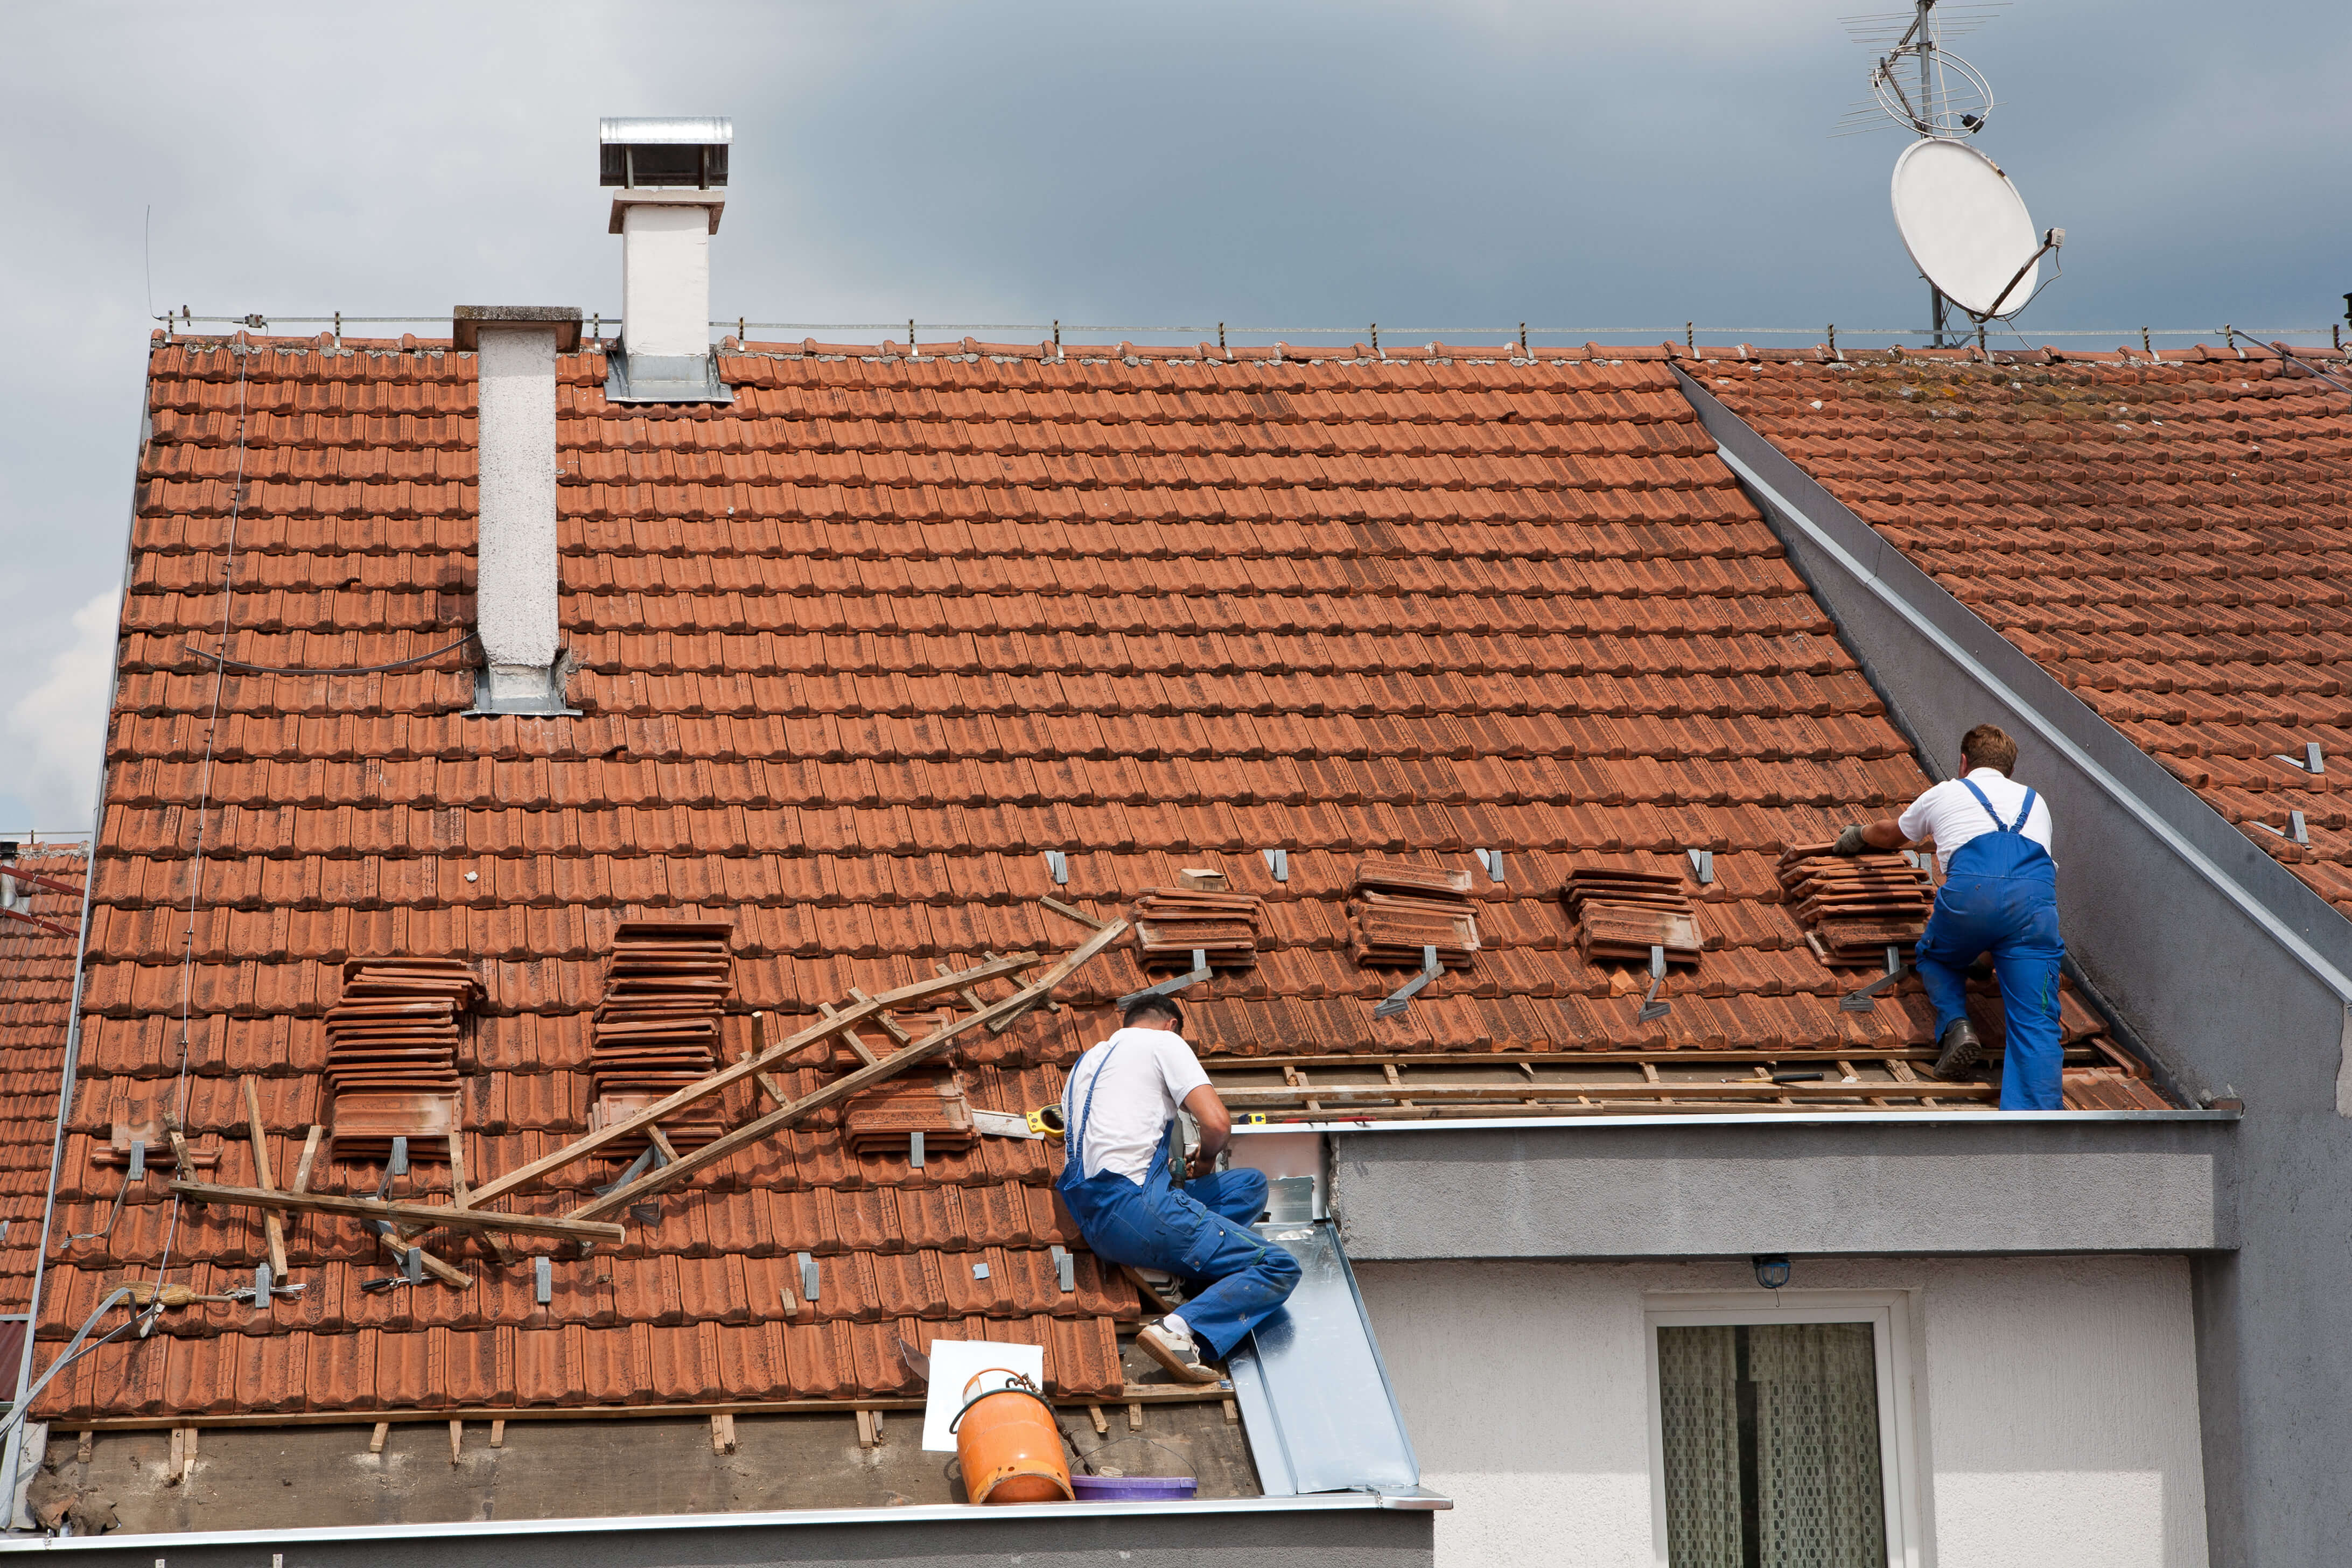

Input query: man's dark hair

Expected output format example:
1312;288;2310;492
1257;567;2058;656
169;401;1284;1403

1961;723;2019;775
1120;995;1184;1032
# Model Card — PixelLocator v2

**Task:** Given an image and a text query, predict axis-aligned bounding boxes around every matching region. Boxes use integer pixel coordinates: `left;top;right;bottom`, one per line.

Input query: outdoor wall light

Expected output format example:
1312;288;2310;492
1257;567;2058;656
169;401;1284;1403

1753;1254;1791;1290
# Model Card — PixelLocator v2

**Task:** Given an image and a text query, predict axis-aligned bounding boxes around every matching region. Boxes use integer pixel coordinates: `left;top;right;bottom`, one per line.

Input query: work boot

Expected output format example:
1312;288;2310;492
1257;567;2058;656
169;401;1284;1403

1137;1321;1221;1385
1933;1019;1983;1080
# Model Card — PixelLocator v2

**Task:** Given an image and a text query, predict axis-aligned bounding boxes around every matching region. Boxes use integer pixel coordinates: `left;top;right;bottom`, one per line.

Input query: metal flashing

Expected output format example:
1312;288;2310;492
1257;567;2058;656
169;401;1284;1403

0;1491;1424;1555
603;349;735;406
1236;1107;2241;1135
1224;1220;1422;1497
466;658;582;718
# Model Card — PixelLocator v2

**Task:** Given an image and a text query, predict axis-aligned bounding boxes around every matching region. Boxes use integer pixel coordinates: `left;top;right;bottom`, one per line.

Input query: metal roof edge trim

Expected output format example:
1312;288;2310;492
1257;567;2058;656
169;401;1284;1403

8;375;148;1513
0;1493;1430;1552
1246;1109;2241;1135
1674;367;2352;1007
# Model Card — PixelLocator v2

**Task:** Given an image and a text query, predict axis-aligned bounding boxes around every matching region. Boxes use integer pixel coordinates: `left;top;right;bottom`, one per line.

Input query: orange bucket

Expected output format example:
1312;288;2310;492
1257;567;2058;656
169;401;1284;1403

953;1369;1074;1504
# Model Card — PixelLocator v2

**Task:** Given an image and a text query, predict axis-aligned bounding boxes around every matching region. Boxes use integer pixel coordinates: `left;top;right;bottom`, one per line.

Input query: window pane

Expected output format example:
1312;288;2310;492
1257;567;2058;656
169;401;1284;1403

1658;1326;1743;1567
1658;1323;1887;1568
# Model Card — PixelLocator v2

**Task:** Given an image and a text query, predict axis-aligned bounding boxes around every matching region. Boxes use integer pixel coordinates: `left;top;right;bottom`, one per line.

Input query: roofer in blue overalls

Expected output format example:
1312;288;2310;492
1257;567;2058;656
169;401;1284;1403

1831;723;2065;1109
1055;995;1301;1383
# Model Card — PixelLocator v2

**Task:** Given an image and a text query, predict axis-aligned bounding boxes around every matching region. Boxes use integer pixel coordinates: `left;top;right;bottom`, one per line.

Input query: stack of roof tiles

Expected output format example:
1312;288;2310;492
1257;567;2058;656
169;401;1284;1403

842;1070;976;1157
1348;859;1480;971
589;922;734;1153
1697;342;2352;911
1777;850;1935;963
322;957;477;1161
1560;866;1702;965
1130;881;1267;974
30;328;2178;1427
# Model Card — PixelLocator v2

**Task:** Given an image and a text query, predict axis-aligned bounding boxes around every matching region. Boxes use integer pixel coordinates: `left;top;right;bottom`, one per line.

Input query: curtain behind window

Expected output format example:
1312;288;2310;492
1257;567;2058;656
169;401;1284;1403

1752;1322;1886;1568
1657;1322;1887;1568
1658;1326;1742;1567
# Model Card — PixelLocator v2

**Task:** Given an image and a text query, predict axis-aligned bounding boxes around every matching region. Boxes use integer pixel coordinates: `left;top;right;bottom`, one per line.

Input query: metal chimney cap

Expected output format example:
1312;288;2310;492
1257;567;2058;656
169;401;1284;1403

600;117;731;188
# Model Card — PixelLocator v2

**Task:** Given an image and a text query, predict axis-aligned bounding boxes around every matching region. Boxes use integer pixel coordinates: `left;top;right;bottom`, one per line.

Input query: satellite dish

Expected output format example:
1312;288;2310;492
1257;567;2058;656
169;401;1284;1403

1889;138;2047;320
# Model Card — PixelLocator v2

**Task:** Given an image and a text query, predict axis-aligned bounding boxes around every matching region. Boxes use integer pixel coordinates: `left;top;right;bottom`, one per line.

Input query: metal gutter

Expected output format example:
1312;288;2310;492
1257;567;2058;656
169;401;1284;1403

0;1492;1444;1554
1676;367;2352;1006
1238;1109;2238;1135
5;373;152;1523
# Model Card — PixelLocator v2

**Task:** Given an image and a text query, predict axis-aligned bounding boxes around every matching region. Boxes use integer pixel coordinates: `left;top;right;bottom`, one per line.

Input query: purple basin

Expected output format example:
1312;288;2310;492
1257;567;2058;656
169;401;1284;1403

1070;1473;1199;1502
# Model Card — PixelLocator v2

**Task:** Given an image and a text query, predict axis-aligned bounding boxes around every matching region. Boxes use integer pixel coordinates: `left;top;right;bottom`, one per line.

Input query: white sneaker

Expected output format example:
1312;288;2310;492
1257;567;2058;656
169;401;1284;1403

1137;1321;1221;1385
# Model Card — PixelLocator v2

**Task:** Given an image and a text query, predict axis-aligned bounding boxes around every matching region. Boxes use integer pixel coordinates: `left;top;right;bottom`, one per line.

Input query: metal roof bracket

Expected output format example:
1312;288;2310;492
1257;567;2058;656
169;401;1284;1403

1686;848;1716;885
389;1137;409;1178
127;1139;145;1181
2311;743;2327;775
1373;946;1443;1020
1637;946;1672;1022
1116;949;1213;1011
798;1251;821;1300
909;1130;925;1168
2292;810;2311;846
1044;850;1068;885
1263;848;1290;883
1840;945;1909;1011
533;1256;552;1305
1475;849;1505;884
1050;1244;1075;1292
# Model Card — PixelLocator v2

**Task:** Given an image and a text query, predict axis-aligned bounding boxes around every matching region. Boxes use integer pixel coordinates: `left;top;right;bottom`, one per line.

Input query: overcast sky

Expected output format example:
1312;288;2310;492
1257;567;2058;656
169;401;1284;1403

3;0;2346;832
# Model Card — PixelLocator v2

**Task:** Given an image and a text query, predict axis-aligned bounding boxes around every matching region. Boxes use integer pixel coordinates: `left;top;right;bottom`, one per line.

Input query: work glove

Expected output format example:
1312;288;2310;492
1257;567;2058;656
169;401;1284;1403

1831;825;1871;856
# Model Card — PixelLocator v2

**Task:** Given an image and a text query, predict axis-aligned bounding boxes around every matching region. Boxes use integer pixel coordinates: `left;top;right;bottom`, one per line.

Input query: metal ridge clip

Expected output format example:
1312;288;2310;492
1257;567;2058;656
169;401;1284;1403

1373;945;1443;1020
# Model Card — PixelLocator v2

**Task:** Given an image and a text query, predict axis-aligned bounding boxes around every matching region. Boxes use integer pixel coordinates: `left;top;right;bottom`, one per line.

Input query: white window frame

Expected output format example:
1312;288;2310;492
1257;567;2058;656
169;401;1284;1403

1643;1290;1925;1568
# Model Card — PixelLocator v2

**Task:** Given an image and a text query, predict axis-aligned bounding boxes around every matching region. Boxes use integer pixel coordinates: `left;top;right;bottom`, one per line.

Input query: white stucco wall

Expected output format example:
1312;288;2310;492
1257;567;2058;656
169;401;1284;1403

620;203;712;359
1356;1255;2206;1568
473;324;558;671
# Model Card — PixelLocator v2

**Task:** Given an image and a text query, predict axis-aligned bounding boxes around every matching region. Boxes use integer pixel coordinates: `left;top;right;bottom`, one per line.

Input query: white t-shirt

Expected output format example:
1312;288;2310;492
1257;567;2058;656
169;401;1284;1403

1060;1027;1212;1185
1897;767;2054;875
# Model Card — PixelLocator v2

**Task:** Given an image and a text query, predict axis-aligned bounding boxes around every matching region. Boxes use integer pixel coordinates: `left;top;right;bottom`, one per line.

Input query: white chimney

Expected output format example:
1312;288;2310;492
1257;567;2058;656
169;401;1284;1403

601;117;734;404
453;306;582;715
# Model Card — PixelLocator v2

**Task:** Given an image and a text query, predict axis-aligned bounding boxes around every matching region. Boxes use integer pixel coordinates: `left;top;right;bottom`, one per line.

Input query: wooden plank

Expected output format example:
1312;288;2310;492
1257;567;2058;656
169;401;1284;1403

570;922;1127;1222
854;1409;876;1449
1128;1403;1143;1431
489;1419;505;1448
376;1227;472;1290
1040;894;1108;931
170;1180;626;1242
241;1077;291;1279
66;1383;1234;1432
449;1420;463;1465
815;1002;880;1066
466;956;1038;1210
1121;1264;1177;1314
369;1423;388;1454
162;1114;194;1180
1088;1405;1108;1435
290;1125;324;1194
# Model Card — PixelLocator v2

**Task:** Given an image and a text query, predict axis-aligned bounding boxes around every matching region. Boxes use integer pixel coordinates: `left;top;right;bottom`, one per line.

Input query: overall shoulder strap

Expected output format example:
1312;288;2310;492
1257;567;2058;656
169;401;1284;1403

2008;787;2039;834
1958;776;2006;830
1066;1041;1122;1173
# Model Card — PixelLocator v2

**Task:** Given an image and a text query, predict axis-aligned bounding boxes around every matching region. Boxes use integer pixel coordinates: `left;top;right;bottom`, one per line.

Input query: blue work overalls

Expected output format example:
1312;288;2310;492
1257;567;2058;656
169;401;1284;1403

1912;779;2066;1110
1055;1044;1301;1360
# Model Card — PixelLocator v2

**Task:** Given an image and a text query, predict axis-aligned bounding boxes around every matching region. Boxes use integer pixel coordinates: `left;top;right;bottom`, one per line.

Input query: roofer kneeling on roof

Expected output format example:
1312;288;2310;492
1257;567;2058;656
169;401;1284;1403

1832;723;2065;1110
1055;995;1301;1384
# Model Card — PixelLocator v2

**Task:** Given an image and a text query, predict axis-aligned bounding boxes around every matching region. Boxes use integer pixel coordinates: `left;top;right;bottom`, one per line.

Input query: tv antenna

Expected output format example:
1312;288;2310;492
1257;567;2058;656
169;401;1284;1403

1835;1;2061;344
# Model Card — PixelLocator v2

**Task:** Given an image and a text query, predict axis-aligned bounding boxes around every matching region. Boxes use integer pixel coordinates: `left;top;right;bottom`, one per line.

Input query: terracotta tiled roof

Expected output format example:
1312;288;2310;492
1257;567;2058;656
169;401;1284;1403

37;331;2161;1424
1699;342;2352;913
1;848;83;1322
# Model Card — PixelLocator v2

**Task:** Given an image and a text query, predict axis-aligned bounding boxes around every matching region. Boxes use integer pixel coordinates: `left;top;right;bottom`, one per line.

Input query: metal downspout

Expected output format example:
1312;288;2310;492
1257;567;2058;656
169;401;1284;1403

5;365;154;1525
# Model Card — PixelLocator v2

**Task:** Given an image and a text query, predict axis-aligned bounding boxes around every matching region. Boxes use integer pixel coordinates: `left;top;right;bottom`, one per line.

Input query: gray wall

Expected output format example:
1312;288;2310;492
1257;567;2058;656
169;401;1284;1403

1678;371;2352;1567
1331;1116;2237;1259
